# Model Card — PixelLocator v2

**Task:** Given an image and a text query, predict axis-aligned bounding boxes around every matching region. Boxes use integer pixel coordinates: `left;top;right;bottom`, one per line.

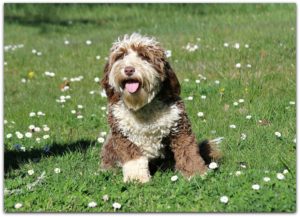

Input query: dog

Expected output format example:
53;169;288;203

100;33;221;183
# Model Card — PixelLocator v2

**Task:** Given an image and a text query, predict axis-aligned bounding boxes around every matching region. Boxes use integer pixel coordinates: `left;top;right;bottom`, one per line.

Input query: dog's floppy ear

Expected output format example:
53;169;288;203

159;61;181;101
101;62;120;103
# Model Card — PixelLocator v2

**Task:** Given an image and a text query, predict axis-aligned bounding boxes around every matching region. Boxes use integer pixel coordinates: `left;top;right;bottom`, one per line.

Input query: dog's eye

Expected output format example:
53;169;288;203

139;53;150;61
115;53;125;61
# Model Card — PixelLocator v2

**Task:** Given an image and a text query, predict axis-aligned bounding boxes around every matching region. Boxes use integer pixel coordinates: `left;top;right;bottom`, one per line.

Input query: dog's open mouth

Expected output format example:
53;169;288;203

122;79;141;94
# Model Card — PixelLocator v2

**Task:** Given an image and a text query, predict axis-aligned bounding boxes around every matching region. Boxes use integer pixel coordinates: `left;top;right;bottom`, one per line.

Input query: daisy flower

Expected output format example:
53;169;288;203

234;43;240;49
29;112;36;117
43;135;50;139
274;132;281;138
235;171;242;176
229;124;236;129
14;203;23;209
208;162;218;170
252;184;260;190
86;40;92;45
94;77;100;82
54;168;61;174
235;63;241;68
6;133;12;139
103;194;109;201
276;173;285;180
171;175;178;182
88;201;97;208
197;112;204;117
112;202;122;211
263;177;271;182
165;50;172;58
25;132;32;138
220;196;229;204
246;115;252;120
28;169;34;176
97;137;105;143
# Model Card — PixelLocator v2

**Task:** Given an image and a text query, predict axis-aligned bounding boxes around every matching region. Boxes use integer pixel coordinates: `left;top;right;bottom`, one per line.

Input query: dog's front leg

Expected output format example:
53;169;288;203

106;133;151;183
171;133;207;178
122;156;151;183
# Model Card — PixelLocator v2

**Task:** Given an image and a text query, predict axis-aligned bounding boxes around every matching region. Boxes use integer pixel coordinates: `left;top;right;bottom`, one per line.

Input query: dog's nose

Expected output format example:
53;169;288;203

124;66;135;76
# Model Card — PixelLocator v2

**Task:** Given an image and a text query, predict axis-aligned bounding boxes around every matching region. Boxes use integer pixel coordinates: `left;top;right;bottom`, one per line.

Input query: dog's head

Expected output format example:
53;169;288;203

101;33;180;111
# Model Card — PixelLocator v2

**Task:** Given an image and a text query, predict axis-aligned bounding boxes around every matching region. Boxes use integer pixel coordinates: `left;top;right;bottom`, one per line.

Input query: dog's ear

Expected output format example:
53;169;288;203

159;61;181;101
101;62;120;103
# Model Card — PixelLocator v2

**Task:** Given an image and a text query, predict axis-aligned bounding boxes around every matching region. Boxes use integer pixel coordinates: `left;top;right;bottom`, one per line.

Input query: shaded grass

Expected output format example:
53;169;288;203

3;3;296;212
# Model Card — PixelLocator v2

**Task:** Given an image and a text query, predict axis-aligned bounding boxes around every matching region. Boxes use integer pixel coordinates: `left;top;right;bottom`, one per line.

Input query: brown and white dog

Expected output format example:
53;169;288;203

100;33;221;183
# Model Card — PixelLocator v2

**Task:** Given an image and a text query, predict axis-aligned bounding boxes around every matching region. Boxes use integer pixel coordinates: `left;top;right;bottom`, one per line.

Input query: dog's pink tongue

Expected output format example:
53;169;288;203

125;82;139;93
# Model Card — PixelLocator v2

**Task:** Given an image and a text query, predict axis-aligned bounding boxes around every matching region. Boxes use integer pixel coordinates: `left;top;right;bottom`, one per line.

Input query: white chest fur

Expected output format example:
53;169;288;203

111;100;181;159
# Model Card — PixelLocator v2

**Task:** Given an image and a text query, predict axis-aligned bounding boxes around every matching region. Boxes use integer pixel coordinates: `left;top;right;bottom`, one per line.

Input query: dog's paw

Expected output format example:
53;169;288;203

122;157;151;183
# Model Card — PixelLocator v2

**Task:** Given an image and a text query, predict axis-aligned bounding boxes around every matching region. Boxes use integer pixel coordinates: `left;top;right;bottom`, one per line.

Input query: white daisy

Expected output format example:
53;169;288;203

252;184;260;190
86;40;92;45
276;173;285;180
77;115;83;119
223;43;229;47
112;202;122;210
234;43;240;49
96;55;101;60
275;132;281;138
97;137;105;143
77;105;83;109
25;132;32;138
240;133;247;140
43;135;50;139
246;115;252;120
6;133;12;139
103;194;109;201
208;162;218;170
100;132;107;137
201;95;206;100
233;102;239;106
238;99;244;103
235;63;241;68
187;96;193;101
229;124;236;129
94;77;100;82
263;177;271;182
54;168;61;174
283;169;289;174
215;80;220;84
16;132;24;139
165;50;172;58
197;112;204;117
28;169;34;176
88;201;97;208
29;112;36;117
220;196;229;204
235;171;242;176
14;203;23;209
34;127;41;132
171;175;178;182
195;79;201;84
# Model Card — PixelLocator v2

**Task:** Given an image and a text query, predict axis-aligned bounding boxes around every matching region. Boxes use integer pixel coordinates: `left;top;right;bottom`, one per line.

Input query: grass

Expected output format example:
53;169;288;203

3;3;296;212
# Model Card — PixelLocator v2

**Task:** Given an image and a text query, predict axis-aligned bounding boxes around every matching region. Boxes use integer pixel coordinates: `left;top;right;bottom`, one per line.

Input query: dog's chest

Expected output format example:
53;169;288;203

111;101;181;158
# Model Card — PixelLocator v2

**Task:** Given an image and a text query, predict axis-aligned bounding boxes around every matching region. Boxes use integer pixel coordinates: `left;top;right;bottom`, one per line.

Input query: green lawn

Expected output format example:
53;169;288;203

3;3;296;212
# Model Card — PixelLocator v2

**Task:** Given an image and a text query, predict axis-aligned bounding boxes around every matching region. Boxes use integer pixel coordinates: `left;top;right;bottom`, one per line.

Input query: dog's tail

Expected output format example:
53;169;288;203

199;137;223;165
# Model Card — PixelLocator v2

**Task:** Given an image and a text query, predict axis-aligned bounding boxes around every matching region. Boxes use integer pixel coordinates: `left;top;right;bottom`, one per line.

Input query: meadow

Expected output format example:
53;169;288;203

3;3;296;212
